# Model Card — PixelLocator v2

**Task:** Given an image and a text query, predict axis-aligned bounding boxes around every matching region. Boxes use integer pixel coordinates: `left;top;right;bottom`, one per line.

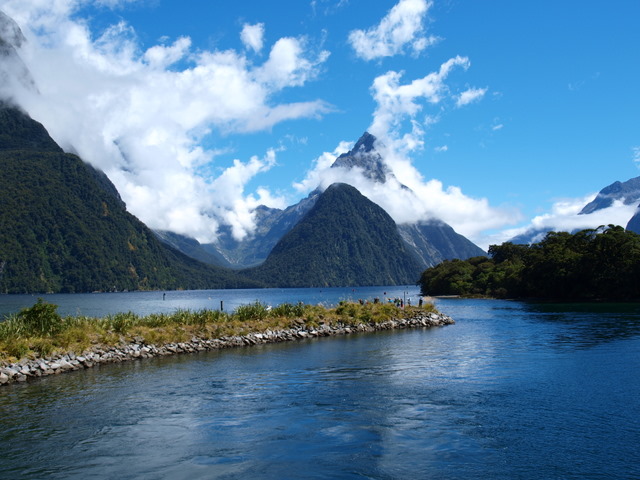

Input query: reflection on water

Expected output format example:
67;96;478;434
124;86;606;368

523;301;640;349
1;298;640;479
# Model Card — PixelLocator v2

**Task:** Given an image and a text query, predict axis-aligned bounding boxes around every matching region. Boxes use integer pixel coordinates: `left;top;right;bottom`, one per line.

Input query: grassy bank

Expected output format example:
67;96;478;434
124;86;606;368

0;299;439;364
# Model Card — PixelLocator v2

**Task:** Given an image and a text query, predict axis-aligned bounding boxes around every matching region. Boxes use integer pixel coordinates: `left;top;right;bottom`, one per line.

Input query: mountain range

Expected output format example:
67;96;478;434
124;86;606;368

0;104;261;293
0;100;486;292
3;98;640;293
0;8;491;292
511;176;640;244
158;131;485;271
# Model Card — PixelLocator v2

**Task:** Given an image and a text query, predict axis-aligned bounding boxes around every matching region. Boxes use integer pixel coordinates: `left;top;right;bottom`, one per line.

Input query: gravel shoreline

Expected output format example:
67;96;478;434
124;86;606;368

0;311;454;387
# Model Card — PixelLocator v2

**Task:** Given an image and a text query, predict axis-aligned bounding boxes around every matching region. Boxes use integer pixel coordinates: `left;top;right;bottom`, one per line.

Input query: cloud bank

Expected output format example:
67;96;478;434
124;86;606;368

0;0;330;242
488;194;639;247
296;52;519;248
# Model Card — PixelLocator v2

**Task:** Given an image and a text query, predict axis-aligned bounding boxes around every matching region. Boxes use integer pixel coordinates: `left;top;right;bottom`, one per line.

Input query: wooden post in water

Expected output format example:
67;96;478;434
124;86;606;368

220;300;224;312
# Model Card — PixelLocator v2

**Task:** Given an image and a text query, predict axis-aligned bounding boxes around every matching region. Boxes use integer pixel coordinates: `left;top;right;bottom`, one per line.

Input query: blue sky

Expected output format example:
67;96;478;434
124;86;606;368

1;0;639;249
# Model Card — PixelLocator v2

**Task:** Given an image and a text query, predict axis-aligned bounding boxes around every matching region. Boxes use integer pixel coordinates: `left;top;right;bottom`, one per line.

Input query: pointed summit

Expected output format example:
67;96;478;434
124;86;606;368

331;132;392;184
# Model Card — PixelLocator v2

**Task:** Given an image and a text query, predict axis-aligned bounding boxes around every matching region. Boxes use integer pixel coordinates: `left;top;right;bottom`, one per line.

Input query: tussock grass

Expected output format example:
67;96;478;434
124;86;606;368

0;299;438;363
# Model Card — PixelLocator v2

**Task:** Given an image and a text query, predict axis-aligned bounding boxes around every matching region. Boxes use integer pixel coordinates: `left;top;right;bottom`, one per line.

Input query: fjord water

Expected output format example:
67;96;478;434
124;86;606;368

0;285;419;319
1;297;639;479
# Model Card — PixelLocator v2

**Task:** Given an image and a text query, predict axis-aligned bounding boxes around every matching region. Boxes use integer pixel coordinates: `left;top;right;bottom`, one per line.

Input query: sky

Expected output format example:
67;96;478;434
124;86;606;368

0;0;639;250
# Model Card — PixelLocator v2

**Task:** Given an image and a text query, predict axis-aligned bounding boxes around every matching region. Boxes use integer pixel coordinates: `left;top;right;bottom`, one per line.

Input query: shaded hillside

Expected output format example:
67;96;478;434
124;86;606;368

248;183;422;287
398;221;486;268
0;105;259;293
211;195;320;267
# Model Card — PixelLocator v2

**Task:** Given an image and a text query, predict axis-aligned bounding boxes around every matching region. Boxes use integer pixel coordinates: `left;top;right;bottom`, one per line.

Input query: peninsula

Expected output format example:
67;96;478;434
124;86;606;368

0;300;454;386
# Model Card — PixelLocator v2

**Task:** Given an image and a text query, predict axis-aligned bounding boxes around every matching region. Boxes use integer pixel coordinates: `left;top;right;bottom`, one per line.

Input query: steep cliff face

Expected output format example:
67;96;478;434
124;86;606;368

0;105;258;293
331;132;392;184
0;10;36;96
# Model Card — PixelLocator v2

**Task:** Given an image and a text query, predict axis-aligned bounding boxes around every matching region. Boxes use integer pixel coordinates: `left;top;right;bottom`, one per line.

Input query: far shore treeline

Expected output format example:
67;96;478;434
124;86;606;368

419;225;640;301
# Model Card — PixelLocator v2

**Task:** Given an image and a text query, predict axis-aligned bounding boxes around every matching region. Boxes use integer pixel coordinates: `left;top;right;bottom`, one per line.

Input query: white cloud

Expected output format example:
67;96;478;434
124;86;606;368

0;0;331;242
143;36;191;69
293;140;353;193
294;54;518;250
369;55;471;147
456;87;487;107
240;23;265;54
348;0;438;61
434;145;447;152
633;146;640;165
255;36;330;89
492;123;503;131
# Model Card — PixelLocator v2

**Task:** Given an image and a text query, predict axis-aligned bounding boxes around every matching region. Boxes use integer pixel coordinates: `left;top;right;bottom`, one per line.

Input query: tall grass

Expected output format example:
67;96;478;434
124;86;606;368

0;298;438;363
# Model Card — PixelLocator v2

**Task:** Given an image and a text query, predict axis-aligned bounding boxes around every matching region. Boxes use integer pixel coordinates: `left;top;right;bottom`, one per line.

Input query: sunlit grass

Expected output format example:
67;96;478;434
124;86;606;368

0;299;439;363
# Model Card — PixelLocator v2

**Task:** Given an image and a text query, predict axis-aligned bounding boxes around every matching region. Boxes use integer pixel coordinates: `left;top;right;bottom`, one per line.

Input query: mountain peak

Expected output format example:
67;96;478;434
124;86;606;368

331;132;391;184
580;176;640;214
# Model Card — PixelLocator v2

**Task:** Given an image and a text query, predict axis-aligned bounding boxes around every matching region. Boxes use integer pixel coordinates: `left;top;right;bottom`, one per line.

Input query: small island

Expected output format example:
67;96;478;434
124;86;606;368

0;299;453;386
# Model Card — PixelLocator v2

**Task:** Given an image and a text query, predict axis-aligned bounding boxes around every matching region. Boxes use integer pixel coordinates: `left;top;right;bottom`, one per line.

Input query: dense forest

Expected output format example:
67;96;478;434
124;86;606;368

0;105;260;293
419;226;640;301
248;183;423;287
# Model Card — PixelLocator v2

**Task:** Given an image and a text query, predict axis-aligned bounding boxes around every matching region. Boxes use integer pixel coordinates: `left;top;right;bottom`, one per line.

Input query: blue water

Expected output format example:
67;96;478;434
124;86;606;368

0;285;419;319
1;297;639;479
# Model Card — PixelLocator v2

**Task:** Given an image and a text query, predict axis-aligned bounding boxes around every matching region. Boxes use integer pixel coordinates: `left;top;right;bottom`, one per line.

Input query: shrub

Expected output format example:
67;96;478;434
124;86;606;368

17;299;63;336
107;312;138;334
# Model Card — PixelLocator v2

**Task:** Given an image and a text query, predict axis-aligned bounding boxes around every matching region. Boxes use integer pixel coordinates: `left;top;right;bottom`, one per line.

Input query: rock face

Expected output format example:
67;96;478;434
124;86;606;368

0;310;454;386
0;10;36;94
398;220;486;268
212;192;321;268
626;206;640;234
331;131;393;184
580;176;640;215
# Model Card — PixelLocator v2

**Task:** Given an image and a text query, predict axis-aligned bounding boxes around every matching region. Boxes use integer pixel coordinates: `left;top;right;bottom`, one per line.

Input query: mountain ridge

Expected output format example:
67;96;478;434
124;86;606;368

160;131;485;270
247;183;423;287
0;104;260;293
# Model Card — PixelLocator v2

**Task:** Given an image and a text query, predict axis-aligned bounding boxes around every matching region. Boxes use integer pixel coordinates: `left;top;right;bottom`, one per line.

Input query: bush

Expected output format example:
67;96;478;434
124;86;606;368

17;298;63;336
107;312;138;334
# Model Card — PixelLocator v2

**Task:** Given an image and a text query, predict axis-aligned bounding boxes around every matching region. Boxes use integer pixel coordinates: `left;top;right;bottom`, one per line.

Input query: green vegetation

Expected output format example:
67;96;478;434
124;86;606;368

0;299;438;363
248;183;423;287
419;226;640;301
0;105;260;293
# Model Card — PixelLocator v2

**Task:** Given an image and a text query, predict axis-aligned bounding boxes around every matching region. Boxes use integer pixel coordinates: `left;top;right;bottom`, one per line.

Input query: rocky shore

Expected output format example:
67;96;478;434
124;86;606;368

0;311;453;387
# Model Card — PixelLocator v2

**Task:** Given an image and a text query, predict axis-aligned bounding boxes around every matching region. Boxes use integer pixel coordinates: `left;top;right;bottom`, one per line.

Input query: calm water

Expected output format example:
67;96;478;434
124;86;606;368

1;297;640;479
0;286;419;319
